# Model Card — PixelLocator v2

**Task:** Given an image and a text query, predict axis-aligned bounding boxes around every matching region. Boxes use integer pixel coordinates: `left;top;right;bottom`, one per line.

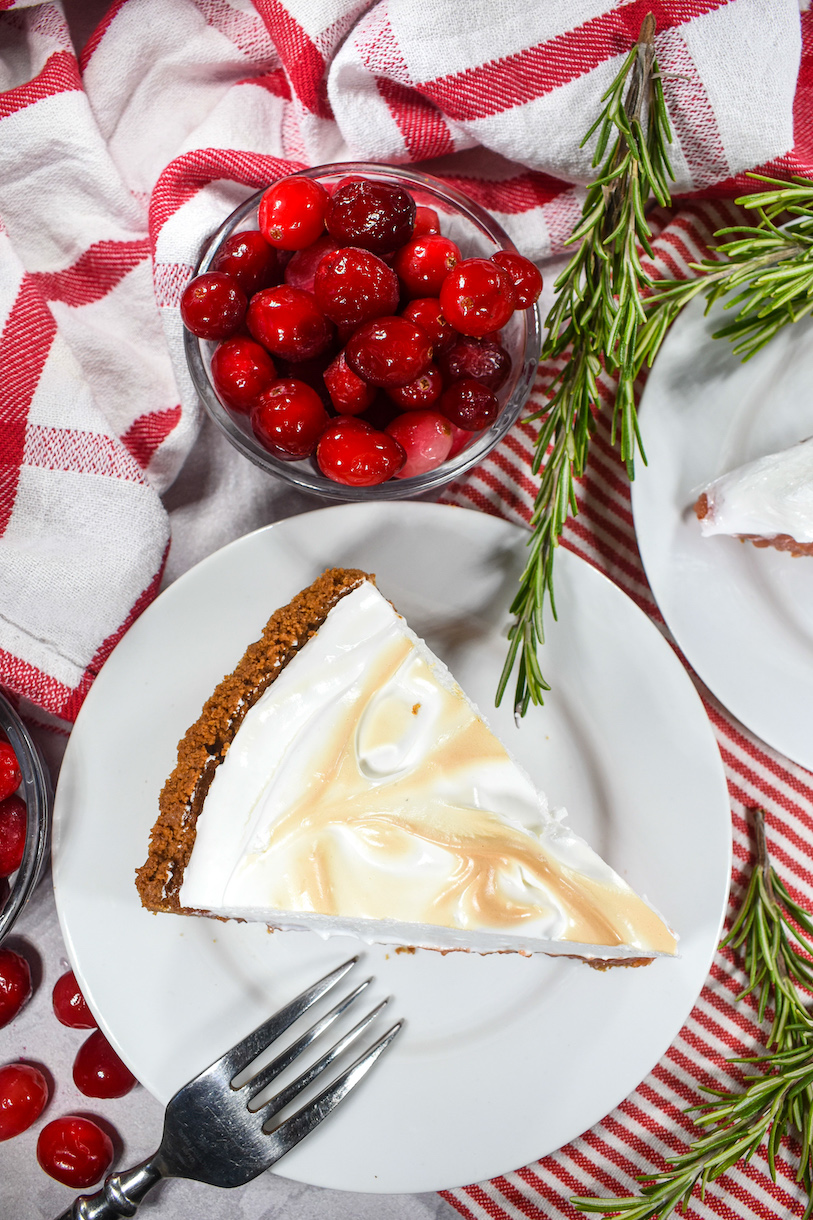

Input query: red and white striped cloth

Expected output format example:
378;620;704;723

1;1;812;1217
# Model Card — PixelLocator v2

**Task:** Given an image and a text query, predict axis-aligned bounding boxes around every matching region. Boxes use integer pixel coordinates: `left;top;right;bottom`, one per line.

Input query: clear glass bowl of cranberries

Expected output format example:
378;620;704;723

0;690;51;945
183;163;542;498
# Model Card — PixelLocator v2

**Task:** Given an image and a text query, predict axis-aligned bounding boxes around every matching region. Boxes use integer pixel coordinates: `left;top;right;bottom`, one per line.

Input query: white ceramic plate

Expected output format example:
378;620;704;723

632;297;813;771
52;502;730;1193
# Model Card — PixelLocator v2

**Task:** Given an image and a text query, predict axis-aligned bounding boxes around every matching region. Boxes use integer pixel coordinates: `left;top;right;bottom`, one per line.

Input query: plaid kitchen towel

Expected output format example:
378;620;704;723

0;0;802;726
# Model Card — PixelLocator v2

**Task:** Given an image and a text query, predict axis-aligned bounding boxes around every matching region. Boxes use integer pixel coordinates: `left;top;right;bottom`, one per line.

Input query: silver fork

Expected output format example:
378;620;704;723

55;956;402;1219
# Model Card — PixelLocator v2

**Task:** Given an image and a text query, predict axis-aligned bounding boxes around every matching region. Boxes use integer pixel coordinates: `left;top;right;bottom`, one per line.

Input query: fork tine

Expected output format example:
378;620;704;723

244;978;373;1101
262;1021;403;1159
252;998;391;1118
219;956;359;1079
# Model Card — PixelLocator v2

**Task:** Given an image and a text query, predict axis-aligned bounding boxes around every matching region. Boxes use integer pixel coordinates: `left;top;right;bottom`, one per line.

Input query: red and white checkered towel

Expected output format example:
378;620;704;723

1;1;813;1217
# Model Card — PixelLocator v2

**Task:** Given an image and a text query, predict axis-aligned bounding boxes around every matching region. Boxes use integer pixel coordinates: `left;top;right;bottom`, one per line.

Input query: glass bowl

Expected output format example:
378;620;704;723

0;690;51;944
184;162;541;500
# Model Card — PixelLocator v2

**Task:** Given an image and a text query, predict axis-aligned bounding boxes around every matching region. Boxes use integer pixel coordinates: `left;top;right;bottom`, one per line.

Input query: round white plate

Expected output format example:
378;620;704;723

52;502;730;1193
632;296;813;771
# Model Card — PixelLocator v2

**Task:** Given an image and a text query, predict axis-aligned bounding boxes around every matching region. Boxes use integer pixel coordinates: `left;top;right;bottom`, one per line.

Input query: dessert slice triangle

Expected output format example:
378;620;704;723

136;569;677;965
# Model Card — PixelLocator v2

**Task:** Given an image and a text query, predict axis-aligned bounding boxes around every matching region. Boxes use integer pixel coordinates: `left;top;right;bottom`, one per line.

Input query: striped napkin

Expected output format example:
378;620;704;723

1;1;811;1217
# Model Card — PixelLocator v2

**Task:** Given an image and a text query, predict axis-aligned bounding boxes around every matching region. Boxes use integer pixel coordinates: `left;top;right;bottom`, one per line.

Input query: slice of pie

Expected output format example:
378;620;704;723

135;569;677;966
694;435;813;556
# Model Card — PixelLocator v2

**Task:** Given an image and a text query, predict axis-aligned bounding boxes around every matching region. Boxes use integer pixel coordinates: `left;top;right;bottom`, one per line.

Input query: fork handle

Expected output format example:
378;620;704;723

53;1156;164;1219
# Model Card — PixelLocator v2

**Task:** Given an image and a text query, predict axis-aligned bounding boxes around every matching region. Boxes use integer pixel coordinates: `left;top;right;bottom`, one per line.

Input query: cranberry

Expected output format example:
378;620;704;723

210;230;279;295
440;379;500;430
437;334;511;391
0;1063;49;1140
247;286;334;362
73;1029;137;1099
345;316;433;388
0;742;21;802
385;410;453;478
326;180;415;255
323;351;377;415
211;336;277;415
180;272;247;341
412;205;441;236
314;247;399;328
400;298;456;354
439;258;516;337
0;948;32;1028
0;795;26;877
258;177;330;250
37;1116;114;1188
447;420;476;458
491;250;543;308
251;379;329;460
284;234;339;293
386;364;442;410
53;970;97;1029
317;418;406;486
394;235;461;298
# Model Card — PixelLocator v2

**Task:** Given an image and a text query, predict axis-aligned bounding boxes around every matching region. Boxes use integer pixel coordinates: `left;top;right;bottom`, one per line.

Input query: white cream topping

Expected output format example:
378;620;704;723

697;436;813;542
179;583;676;956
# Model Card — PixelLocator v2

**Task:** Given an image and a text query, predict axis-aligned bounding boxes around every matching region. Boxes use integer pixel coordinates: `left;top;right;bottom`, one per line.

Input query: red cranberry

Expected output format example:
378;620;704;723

385;410;453;478
211;336;277;414
491;250;543;308
439;258;516;337
345;316;433;388
412;205;441;236
440;379;500;430
0;1063;49;1141
251;379;329;460
37;1115;114;1188
386;364;442;410
180;272;247;341
53;970;97;1029
317;418;406;486
247;286;334;362
323;351;377;415
400;298;456;354
394;235;461;298
210;230;279;295
437;334;511;391
0;742;21;802
0;795;26;877
258;177;330;250
326;180;416;255
73;1030;137;1099
314;247;399;328
0;948;32;1028
284;234;339;293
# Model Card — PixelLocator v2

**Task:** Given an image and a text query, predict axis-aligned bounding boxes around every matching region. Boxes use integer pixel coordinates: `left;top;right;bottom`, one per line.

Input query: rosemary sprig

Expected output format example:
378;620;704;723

637;174;813;366
497;19;813;719
573;809;813;1220
497;12;674;718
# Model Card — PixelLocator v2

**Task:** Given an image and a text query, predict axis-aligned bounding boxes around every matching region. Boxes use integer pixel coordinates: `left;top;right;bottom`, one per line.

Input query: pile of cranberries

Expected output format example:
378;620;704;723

0;733;135;1191
181;173;542;488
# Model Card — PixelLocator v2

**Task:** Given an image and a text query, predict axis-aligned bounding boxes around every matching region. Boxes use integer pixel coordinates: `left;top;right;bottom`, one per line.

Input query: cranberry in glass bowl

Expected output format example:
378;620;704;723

0;690;51;945
183;162;542;500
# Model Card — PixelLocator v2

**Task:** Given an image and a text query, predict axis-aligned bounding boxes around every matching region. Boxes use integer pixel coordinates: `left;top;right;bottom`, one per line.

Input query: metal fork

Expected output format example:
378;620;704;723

55;956;402;1219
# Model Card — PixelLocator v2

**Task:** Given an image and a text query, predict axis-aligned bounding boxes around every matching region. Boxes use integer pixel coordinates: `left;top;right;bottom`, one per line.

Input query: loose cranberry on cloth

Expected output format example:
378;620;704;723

1;3;813;1220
